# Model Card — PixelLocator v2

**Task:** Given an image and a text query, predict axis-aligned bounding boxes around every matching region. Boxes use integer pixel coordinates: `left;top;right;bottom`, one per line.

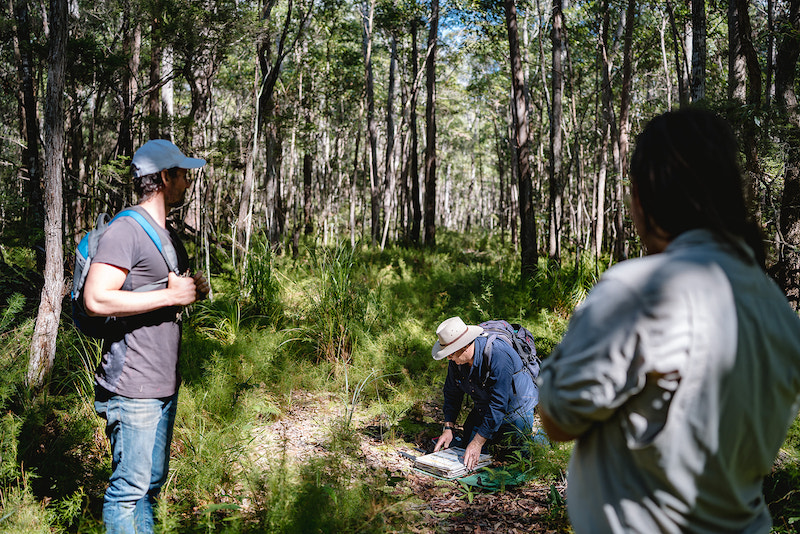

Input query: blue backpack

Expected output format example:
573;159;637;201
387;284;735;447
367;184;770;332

71;207;179;338
478;320;540;386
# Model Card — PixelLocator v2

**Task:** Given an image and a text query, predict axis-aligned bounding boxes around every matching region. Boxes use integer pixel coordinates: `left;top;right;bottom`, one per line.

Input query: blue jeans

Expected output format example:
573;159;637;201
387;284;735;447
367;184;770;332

461;407;536;446
95;388;178;534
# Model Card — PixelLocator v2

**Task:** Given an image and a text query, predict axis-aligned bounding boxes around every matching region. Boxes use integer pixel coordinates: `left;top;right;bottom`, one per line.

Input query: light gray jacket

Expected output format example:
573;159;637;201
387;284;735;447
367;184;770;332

539;229;800;533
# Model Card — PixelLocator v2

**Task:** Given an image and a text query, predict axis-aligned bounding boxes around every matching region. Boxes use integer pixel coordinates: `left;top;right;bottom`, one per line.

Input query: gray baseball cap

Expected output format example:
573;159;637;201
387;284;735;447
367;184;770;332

131;139;206;178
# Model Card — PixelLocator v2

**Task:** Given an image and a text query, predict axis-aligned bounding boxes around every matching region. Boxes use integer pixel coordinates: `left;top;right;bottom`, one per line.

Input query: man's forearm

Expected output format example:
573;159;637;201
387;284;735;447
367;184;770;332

84;264;199;317
469;432;487;448
86;287;179;317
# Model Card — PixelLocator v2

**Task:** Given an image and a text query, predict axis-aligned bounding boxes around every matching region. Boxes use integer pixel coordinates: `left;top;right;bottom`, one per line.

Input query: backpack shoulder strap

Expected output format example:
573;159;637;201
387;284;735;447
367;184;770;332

109;207;182;293
480;333;497;386
113;207;180;274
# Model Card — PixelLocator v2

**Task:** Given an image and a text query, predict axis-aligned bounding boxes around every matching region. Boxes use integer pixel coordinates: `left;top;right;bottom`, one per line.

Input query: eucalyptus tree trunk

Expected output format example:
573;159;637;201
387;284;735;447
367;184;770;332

350;127;362;247
548;0;565;263
665;0;690;106
264;104;285;248
729;0;762;216
147;0;163;140
598;0;624;261
119;0;140;159
237;107;258;268
614;0;635;262
303;152;313;235
728;1;747;104
162;44;175;139
767;0;775;110
28;0;66;389
423;0;439;247
493;117;507;246
509;103;519;247
562;10;584;257
505;0;536;277
594;119;610;258
690;0;706;102
362;0;381;245
12;0;43;264
303;60;314;236
245;0;312;251
409;18;422;245
659;17;673;109
381;33;399;249
183;15;218;240
238;0;280;266
774;0;800;310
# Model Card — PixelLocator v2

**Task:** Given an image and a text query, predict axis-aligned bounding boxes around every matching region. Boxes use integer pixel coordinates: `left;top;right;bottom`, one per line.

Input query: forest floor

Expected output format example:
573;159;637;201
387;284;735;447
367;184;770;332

248;390;568;533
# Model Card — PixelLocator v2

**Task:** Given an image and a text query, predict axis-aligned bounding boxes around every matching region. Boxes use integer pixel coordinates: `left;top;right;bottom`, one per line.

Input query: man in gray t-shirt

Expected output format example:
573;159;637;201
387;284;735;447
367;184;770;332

84;139;210;534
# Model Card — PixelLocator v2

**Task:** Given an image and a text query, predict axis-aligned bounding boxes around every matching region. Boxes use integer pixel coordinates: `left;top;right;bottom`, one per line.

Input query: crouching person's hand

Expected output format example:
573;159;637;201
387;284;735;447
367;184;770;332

434;427;453;452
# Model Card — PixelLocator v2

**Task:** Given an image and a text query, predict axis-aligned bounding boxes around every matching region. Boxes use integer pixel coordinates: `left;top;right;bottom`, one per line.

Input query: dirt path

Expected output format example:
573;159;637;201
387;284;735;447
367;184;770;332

249;390;569;533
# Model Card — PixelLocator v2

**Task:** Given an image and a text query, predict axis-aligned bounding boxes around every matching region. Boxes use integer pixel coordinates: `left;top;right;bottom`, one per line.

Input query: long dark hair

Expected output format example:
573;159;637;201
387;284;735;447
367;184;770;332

629;108;765;268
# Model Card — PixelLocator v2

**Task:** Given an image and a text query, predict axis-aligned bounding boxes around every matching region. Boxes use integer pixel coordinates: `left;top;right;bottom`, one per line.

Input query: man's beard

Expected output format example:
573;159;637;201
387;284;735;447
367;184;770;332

168;190;189;208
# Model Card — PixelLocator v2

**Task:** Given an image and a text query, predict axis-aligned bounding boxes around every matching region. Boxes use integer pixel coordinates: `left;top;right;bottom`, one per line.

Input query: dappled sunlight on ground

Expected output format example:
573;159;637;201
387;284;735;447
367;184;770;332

248;389;569;533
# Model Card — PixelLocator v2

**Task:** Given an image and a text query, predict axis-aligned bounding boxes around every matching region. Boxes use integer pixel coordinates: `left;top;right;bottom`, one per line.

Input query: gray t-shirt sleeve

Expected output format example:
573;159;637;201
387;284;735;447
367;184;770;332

92;216;172;290
92;214;185;398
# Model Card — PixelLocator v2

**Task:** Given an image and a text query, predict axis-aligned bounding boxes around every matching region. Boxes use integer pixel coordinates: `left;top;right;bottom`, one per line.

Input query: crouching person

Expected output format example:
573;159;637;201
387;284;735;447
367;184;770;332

432;316;540;470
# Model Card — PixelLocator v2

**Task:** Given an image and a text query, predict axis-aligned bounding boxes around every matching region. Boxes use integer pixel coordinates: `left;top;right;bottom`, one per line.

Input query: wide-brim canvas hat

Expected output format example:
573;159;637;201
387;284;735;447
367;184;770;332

431;317;483;360
132;139;206;178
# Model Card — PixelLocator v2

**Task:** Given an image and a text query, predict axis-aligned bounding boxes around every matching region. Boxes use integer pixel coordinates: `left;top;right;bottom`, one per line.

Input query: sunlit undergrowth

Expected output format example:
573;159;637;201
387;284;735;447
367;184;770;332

2;233;799;532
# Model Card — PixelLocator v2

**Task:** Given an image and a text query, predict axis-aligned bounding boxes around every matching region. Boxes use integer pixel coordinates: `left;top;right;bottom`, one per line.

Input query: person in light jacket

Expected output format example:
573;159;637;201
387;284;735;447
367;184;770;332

538;108;800;533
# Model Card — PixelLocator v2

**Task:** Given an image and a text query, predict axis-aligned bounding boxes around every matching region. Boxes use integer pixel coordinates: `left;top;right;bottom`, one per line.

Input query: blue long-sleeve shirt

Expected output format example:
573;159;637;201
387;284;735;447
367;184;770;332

442;335;539;440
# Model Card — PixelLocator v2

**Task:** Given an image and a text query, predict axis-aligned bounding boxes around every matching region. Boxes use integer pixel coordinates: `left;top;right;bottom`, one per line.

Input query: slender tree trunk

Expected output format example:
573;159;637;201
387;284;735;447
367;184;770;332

162;44;175;139
303;152;313;234
548;0;565;263
493;117;507;246
350;126;362;247
615;0;635;261
381;33;398;249
594;120;609;257
659;17;673;109
690;0;706;102
423;0;439;247
665;0;690;106
618;0;634;180
148;0;163;139
119;0;140;159
774;0;800;309
505;0;536;277
509;102;519;246
730;0;762;217
303;44;314;236
12;0;43;265
183;25;217;240
264;107;284;248
68;94;85;234
410;18;422;245
598;1;624;261
767;0;775;110
728;1;747;104
28;0;66;389
362;0;380;245
237;57;263;268
248;0;311;250
597;0;616;259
